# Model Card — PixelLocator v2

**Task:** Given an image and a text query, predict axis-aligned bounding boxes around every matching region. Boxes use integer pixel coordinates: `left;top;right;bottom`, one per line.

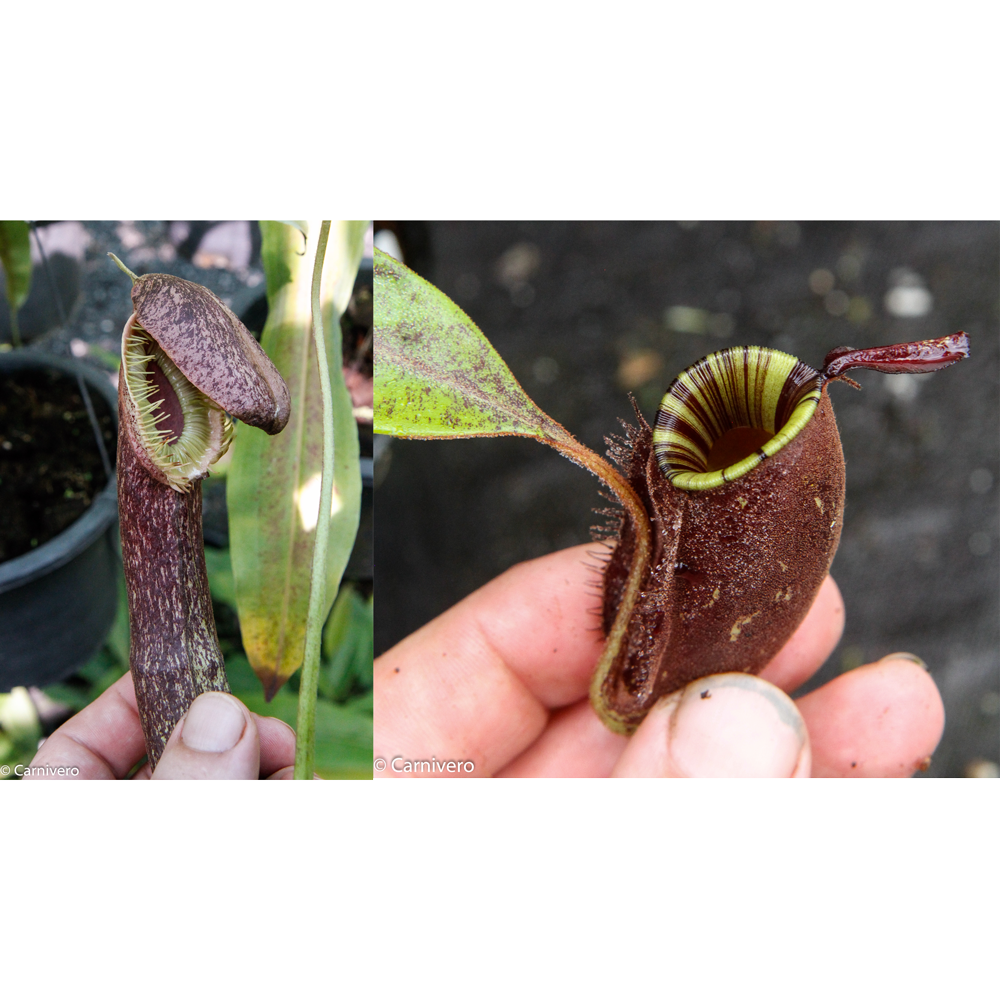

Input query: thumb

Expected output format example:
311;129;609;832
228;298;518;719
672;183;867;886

612;673;811;778
152;692;260;779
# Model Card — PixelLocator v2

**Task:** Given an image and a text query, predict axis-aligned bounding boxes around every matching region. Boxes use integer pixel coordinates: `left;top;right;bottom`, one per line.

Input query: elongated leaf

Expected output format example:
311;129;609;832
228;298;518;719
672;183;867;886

227;220;368;699
203;546;236;607
320;583;372;702
0;221;32;345
0;220;31;309
265;221;307;299
374;249;566;441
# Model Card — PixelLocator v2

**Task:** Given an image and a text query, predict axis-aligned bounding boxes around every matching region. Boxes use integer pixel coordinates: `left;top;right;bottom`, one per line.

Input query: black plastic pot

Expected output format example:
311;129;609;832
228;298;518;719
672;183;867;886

0;352;119;691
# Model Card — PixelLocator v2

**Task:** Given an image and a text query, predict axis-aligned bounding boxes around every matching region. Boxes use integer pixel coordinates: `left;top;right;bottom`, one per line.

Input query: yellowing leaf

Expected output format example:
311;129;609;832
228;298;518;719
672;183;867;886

227;220;368;699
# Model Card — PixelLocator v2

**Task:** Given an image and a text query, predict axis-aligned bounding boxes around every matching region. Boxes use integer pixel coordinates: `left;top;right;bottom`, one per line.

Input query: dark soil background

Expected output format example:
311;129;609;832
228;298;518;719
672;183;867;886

0;369;115;561
374;221;1000;779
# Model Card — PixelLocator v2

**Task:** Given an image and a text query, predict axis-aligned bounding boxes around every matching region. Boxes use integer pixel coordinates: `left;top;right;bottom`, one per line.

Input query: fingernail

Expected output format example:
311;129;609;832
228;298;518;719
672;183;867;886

879;651;928;671
180;693;247;753
666;674;808;778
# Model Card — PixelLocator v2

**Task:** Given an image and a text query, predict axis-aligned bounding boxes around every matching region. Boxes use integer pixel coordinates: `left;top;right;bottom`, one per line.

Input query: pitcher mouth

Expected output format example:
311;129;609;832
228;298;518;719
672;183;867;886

652;346;822;491
122;314;233;492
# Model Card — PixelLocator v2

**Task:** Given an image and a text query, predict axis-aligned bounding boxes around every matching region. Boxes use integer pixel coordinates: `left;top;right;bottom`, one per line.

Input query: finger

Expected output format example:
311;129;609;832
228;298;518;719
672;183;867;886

255;715;297;777
152;692;260;780
796;655;944;777
612;673;811;778
459;543;609;706
375;543;607;776
759;576;845;694
23;672;146;780
496;699;629;777
265;767;322;780
500;572;842;777
139;710;291;778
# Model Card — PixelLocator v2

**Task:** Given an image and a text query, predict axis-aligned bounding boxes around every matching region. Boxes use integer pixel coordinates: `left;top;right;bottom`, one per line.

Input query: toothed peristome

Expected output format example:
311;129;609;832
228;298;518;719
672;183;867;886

121;314;234;492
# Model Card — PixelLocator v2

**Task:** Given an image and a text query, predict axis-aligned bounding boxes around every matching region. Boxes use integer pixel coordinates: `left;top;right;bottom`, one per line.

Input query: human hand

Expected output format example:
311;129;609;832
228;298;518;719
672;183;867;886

374;544;944;777
23;671;298;779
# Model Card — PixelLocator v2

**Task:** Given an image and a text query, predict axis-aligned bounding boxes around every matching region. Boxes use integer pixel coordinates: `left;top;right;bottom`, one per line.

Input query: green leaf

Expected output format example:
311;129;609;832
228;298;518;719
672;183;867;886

227;221;368;700
0;686;41;743
372;249;657;739
345;689;373;715
372;248;637;523
87;344;122;371
277;221;308;235
203;546;236;607
0;221;32;347
76;646;126;692
0;221;31;309
321;580;359;660
354;593;374;691
235;685;372;779
225;624;372;777
319;583;372;702
264;221;308;300
0;686;42;778
220;651;264;695
373;248;568;443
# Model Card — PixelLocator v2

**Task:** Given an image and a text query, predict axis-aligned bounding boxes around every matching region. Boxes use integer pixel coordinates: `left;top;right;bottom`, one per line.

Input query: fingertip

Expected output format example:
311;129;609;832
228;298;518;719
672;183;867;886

875;656;945;747
180;692;250;753
254;713;298;777
613;674;810;778
152;692;260;780
254;712;295;738
798;656;944;777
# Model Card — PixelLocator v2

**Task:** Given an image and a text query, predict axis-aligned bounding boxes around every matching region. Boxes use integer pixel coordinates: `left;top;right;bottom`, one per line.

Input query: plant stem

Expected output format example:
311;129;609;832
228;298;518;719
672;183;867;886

294;221;333;780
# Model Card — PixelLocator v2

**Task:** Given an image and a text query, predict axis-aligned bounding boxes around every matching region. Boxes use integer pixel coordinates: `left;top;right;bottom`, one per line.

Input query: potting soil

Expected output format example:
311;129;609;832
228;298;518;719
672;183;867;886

0;369;115;563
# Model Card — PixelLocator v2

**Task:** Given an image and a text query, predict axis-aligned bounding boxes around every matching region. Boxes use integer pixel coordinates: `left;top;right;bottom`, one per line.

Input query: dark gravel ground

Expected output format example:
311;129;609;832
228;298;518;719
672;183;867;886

374;221;1000;779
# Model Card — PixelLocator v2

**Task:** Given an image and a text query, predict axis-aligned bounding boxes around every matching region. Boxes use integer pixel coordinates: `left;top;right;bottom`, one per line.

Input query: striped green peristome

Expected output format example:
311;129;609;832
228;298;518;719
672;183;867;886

653;346;822;491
